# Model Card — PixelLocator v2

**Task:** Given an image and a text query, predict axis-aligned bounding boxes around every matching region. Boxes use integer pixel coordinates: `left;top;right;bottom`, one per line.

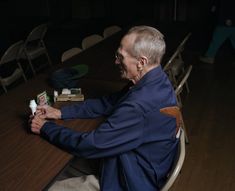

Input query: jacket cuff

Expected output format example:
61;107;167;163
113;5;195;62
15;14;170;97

40;121;58;140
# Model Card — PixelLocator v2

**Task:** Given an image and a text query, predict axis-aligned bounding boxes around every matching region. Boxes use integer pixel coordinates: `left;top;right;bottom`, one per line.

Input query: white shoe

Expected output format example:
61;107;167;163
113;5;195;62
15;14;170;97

199;56;214;64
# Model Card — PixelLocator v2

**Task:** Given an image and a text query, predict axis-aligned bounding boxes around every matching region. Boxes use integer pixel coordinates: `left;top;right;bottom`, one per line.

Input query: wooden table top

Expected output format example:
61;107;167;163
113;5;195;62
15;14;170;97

0;33;122;191
0;73;106;190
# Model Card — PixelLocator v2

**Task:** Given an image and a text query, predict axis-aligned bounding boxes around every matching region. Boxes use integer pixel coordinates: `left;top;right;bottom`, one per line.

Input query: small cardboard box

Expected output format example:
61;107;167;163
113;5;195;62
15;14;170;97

56;94;84;102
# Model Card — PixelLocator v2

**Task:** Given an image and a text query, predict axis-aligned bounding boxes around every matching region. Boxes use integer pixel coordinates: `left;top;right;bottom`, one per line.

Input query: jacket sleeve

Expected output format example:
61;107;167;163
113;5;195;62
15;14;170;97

41;102;145;158
60;86;128;119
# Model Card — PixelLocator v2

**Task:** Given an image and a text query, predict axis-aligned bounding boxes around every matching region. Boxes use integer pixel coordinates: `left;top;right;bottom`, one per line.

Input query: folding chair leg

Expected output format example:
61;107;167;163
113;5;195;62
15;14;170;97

185;81;190;93
18;62;27;82
28;59;36;76
22;74;27;82
45;51;52;66
177;95;182;108
42;41;52;66
2;85;7;93
181;119;189;144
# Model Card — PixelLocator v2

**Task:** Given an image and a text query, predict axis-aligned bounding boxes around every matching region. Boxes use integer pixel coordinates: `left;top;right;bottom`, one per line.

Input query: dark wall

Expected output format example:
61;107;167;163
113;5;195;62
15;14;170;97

0;0;51;50
0;0;214;23
0;0;214;53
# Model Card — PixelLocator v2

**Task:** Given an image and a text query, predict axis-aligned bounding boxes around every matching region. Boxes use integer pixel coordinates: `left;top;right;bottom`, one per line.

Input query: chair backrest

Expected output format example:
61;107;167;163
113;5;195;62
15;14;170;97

178;33;191;52
0;41;27;93
61;47;83;63
0;40;24;65
21;23;51;76
163;32;191;71
175;65;193;96
160;128;186;191
103;25;121;38
163;48;180;72
25;23;48;43
82;34;103;49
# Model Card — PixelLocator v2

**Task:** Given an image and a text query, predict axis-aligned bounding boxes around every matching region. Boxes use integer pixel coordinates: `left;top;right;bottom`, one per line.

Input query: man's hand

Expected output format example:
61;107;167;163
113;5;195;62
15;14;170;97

30;115;47;134
35;105;62;120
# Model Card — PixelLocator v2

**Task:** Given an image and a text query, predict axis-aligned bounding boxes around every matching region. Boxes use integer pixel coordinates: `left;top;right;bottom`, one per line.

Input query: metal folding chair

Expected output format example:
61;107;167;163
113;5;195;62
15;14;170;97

22;23;52;76
103;25;121;38
0;41;27;93
81;34;103;50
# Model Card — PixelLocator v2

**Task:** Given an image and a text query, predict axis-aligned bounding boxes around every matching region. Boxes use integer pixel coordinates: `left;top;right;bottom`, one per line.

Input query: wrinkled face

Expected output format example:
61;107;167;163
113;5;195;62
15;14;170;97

115;34;139;81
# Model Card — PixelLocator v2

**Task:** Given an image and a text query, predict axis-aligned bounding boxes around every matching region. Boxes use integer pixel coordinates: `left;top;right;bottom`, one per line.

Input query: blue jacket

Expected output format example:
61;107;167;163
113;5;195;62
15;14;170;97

41;66;178;191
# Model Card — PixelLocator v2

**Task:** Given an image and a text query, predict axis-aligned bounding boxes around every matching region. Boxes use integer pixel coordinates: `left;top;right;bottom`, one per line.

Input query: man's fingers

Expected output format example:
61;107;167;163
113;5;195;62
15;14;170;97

35;108;45;115
31;127;40;134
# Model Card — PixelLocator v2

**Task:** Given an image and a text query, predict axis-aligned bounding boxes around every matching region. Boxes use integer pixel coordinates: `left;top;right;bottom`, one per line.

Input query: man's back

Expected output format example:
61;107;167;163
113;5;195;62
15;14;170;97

99;66;178;191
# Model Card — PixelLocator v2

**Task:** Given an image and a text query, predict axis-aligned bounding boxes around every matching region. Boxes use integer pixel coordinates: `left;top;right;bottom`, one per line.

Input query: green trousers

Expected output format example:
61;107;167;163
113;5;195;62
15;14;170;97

205;25;235;58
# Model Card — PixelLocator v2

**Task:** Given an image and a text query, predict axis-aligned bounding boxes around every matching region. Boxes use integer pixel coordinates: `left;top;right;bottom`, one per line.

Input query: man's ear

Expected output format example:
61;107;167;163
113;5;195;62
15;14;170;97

137;56;148;71
139;56;148;66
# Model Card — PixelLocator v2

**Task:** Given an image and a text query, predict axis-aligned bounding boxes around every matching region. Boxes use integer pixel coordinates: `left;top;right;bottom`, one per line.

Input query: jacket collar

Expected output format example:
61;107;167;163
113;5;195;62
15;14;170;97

131;65;164;91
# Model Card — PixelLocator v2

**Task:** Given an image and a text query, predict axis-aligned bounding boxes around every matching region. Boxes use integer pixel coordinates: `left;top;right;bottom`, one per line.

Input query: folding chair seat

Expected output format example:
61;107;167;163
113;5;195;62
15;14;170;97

61;47;88;81
61;47;83;63
81;34;103;50
49;47;88;89
103;25;121;38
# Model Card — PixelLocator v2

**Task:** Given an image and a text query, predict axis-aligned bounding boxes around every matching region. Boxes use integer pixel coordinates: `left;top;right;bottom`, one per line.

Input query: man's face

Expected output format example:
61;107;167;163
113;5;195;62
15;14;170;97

115;34;139;81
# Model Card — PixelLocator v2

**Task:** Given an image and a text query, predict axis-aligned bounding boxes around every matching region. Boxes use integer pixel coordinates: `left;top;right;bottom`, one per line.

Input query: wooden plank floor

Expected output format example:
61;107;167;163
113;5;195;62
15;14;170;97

171;50;235;190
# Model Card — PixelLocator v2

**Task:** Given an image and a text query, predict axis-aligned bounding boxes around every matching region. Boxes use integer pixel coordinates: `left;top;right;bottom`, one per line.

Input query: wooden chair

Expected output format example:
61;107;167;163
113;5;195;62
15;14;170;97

0;41;27;93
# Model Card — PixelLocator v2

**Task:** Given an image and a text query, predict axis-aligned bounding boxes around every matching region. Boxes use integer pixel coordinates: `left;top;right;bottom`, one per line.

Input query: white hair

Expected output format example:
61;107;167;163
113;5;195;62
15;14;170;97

126;26;166;65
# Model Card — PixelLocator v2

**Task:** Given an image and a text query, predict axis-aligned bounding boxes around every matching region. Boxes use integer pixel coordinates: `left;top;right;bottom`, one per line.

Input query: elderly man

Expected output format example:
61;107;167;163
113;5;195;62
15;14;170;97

31;26;179;191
